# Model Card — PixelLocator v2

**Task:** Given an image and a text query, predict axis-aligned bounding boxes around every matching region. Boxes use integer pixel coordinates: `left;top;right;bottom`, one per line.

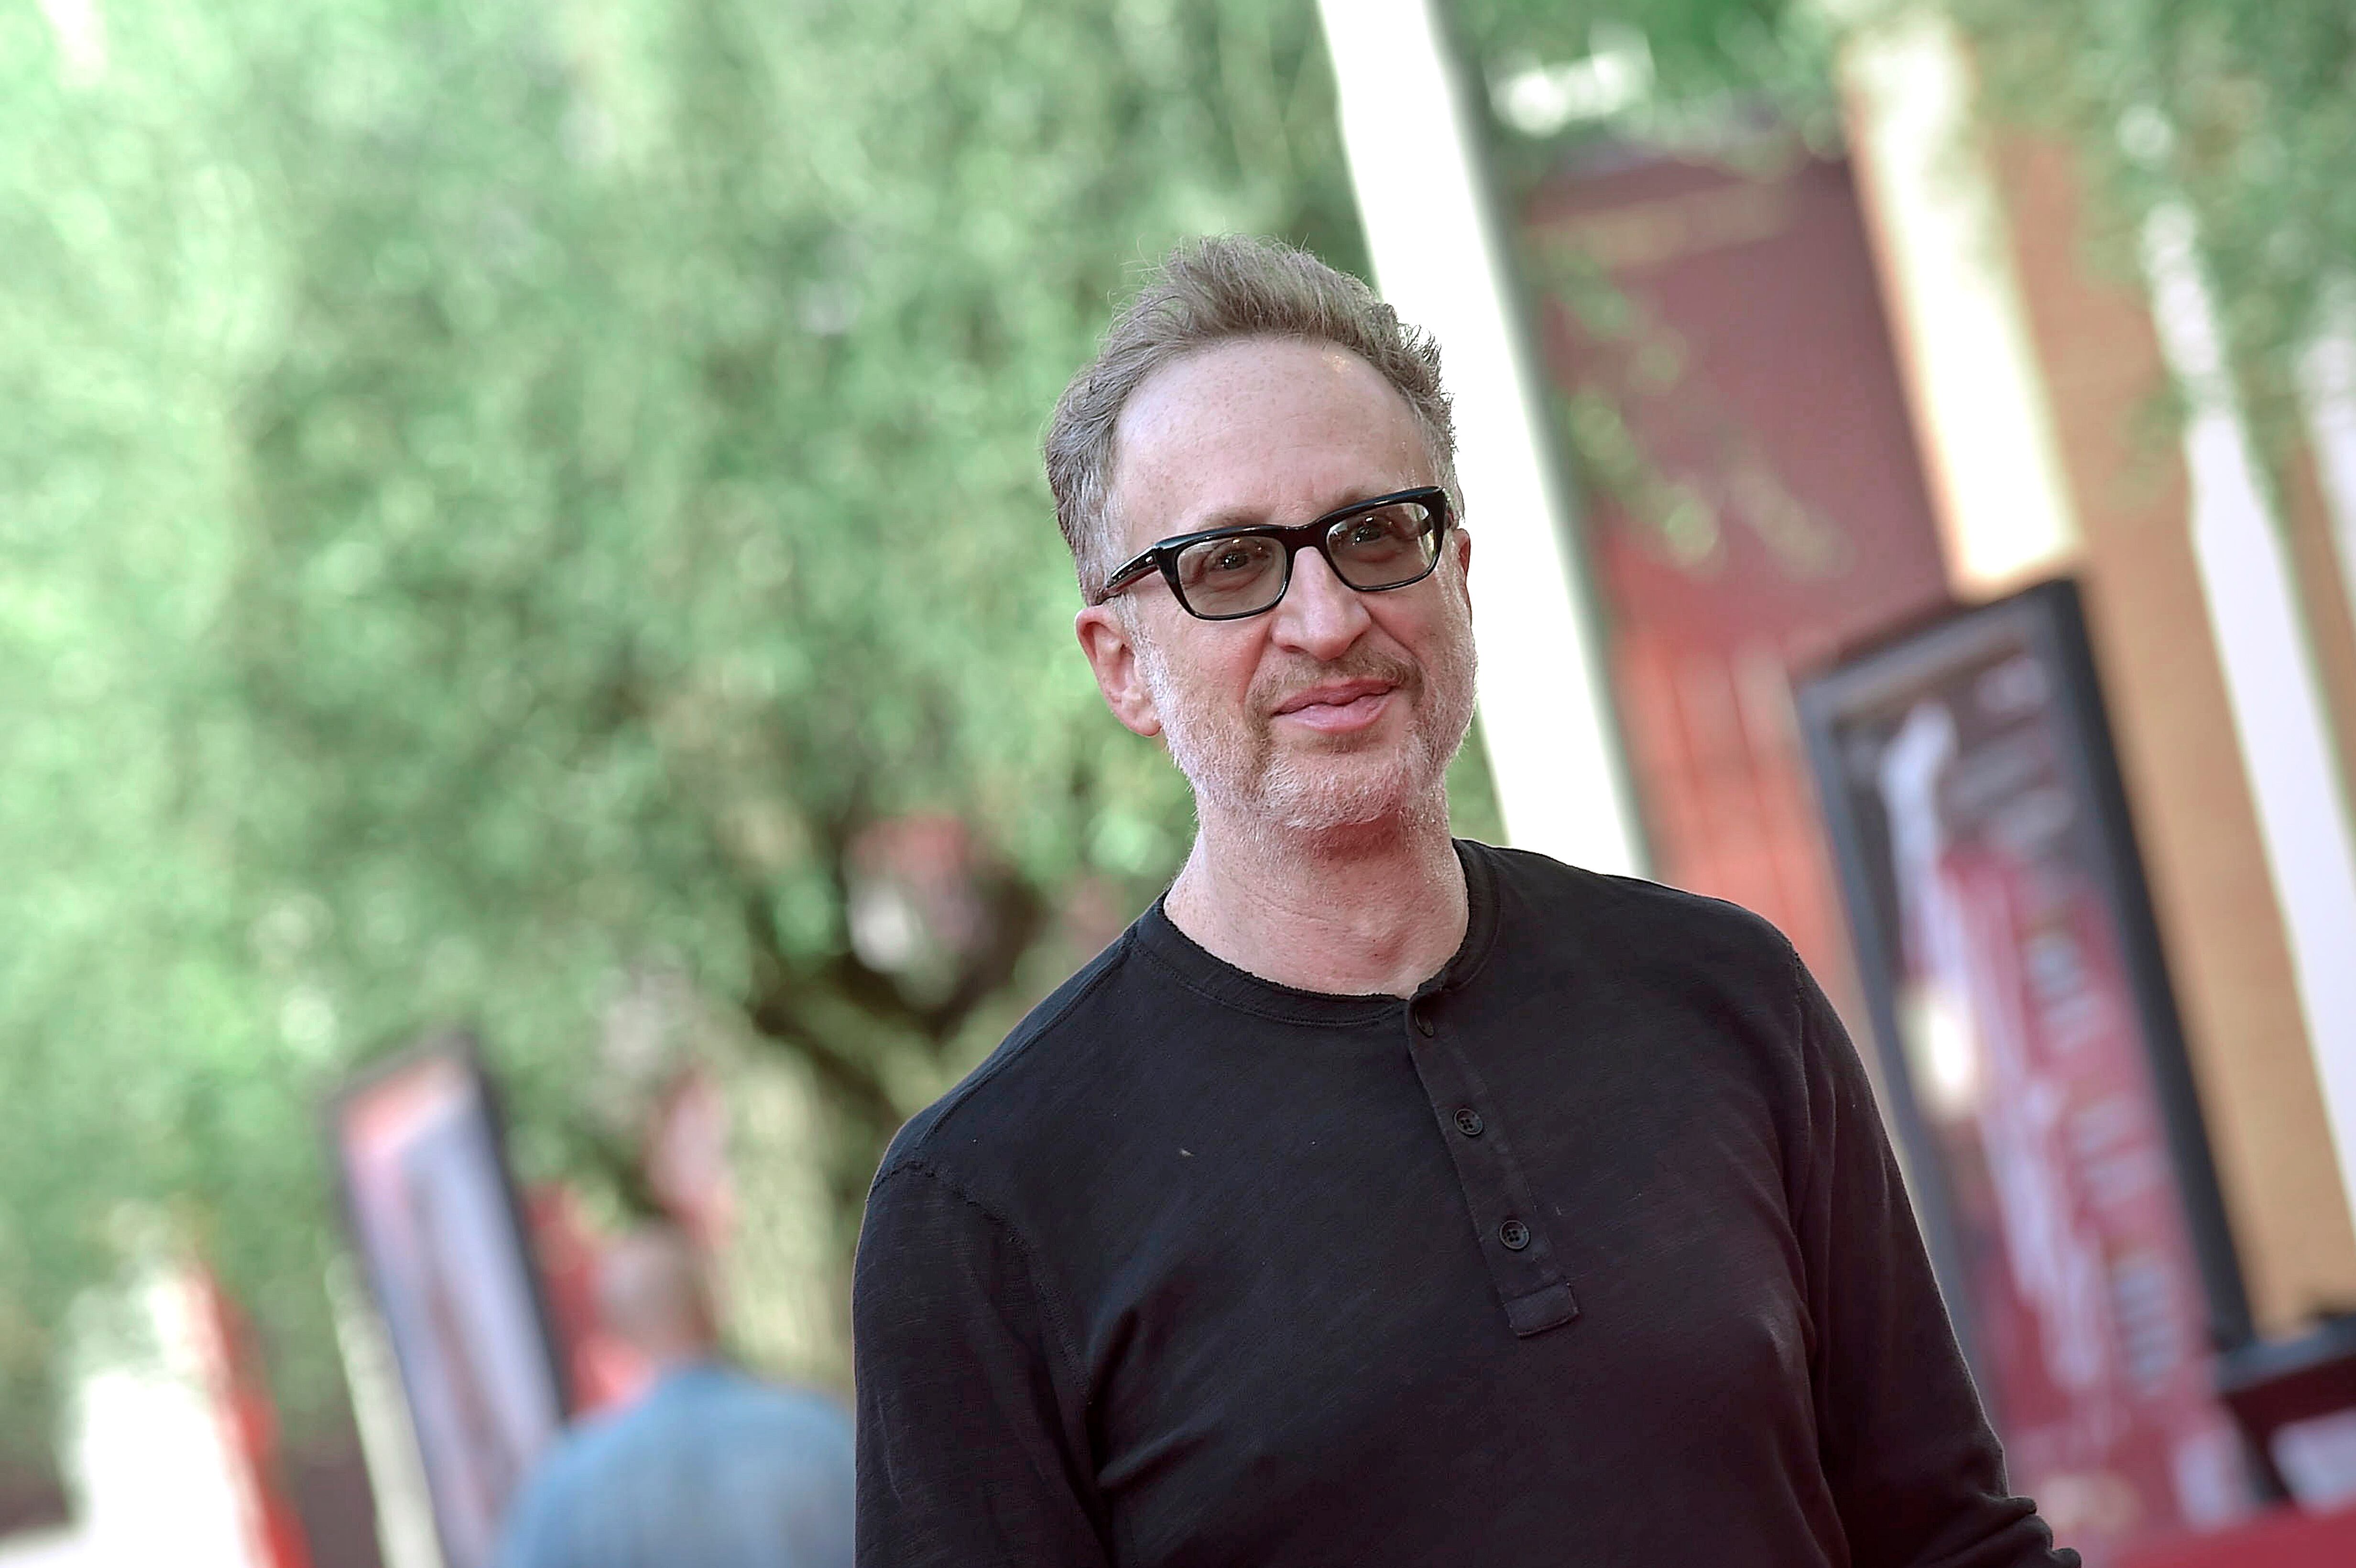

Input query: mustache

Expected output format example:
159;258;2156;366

1253;646;1423;717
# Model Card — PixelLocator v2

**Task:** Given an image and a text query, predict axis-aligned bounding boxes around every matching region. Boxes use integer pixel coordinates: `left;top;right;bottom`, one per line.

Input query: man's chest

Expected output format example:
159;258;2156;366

1065;1035;1822;1567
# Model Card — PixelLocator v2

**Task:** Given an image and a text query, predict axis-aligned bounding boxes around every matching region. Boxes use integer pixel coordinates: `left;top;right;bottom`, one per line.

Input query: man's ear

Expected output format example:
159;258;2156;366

1075;602;1164;738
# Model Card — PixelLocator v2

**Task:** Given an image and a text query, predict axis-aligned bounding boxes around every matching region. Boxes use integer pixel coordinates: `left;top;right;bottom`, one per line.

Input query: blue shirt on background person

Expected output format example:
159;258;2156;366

494;1361;853;1568
495;1225;854;1568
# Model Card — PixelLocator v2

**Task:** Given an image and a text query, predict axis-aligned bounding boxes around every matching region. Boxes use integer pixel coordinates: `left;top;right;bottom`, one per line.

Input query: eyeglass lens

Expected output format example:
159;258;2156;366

1171;498;1442;618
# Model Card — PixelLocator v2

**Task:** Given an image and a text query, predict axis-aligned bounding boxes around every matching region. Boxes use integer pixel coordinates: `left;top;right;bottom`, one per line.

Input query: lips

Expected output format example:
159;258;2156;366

1269;679;1401;735
1272;678;1396;717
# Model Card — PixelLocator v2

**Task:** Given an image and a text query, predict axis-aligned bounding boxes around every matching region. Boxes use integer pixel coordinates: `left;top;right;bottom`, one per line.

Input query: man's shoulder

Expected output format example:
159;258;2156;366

1472;840;1798;989
672;1365;852;1435
502;1391;641;1531
537;1369;849;1481
1472;845;1816;1101
873;924;1149;1197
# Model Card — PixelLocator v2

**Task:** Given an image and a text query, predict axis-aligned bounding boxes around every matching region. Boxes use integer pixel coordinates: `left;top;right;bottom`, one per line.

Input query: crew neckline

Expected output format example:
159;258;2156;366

1131;838;1501;1026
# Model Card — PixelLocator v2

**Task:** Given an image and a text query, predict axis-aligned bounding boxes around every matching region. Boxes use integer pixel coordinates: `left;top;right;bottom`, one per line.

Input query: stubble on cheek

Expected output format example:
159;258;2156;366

1138;614;1476;832
1138;643;1269;811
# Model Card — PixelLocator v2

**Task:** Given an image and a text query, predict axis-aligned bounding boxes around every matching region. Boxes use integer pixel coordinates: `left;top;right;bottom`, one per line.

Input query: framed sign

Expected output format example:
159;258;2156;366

1796;580;2258;1555
327;1035;568;1568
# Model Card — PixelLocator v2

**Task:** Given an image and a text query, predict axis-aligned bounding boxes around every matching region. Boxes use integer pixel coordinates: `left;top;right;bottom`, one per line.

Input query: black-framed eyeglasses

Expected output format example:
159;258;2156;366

1093;487;1455;622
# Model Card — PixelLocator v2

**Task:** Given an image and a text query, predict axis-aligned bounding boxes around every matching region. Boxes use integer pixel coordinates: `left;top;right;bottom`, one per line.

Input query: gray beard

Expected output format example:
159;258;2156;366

1137;612;1479;837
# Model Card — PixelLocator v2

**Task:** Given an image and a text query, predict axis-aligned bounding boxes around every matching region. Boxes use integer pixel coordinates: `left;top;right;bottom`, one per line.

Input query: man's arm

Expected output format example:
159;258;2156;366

1790;958;2080;1568
853;1162;1113;1568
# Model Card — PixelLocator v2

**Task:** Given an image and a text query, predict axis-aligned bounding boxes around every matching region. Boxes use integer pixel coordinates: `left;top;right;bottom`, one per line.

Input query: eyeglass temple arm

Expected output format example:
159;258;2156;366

1095;551;1160;603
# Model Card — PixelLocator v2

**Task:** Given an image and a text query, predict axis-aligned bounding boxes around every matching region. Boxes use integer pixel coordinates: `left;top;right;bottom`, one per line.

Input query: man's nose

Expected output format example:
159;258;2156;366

1272;546;1372;659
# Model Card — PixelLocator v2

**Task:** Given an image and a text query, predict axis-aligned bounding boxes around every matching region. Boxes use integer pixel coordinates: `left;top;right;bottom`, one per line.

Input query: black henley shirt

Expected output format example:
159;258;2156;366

852;841;2076;1568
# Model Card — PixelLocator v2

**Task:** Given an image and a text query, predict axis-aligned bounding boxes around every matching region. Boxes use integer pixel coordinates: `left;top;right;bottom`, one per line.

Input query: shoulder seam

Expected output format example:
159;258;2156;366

885;931;1137;1161
1786;939;1811;1052
869;1159;1092;1396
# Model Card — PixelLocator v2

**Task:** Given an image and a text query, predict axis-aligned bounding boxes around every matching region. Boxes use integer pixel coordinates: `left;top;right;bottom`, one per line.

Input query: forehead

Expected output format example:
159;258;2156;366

1107;337;1431;551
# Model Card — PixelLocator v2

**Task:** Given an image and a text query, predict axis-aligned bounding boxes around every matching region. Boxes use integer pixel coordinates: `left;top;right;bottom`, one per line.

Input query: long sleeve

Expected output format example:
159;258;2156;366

853;1161;1113;1568
1791;957;2080;1568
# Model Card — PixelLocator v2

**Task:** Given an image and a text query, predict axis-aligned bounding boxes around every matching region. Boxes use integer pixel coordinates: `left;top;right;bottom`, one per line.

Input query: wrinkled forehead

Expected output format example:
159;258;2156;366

1106;338;1434;557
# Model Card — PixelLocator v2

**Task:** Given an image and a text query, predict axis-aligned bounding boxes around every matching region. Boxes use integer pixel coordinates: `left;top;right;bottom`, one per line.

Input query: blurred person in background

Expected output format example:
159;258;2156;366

851;236;2075;1567
495;1225;852;1568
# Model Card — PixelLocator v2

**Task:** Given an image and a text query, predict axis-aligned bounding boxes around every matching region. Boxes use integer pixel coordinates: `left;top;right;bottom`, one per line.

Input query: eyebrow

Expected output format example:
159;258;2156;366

1176;503;1274;535
1168;485;1418;540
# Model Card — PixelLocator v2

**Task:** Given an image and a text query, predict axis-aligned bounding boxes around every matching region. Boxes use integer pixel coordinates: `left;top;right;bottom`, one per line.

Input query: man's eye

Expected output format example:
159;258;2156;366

1208;541;1272;574
1342;513;1415;549
1178;536;1275;588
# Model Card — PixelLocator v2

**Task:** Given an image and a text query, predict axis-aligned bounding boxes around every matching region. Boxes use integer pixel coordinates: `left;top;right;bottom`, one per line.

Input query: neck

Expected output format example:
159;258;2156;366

1164;790;1466;997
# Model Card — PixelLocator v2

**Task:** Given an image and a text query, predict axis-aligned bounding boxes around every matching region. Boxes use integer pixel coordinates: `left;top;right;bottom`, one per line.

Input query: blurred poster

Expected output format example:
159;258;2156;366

1797;581;2258;1561
329;1038;568;1568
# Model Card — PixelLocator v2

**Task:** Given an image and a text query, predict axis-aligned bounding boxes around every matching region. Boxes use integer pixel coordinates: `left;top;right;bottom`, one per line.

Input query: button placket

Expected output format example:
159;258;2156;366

1402;999;1579;1338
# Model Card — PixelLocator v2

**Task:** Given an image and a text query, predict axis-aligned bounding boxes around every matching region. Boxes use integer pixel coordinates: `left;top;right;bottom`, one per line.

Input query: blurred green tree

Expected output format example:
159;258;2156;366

0;0;1464;1437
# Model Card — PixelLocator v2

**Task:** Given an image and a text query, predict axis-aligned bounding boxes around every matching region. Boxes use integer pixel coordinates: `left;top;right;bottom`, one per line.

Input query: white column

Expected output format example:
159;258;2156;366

1837;9;2081;596
1316;0;1645;877
2142;203;2356;1226
327;1257;448;1568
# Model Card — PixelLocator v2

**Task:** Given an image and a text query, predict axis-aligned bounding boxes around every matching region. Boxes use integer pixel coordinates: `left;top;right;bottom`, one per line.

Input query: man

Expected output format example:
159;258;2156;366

852;236;2075;1567
497;1226;854;1568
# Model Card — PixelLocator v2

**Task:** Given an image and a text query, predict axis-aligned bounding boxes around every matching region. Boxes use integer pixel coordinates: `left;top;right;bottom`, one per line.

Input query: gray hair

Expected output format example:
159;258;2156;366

1044;234;1458;602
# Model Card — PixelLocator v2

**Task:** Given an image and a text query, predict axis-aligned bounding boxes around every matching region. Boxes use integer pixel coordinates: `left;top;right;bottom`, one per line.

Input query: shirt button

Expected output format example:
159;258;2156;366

1414;1010;1435;1037
1452;1107;1484;1137
1499;1219;1531;1251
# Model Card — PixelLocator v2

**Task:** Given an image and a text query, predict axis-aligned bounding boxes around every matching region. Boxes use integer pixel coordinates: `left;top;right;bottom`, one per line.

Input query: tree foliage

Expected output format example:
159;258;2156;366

1948;0;2356;446
1455;0;1838;184
1459;0;2355;447
0;0;1394;1434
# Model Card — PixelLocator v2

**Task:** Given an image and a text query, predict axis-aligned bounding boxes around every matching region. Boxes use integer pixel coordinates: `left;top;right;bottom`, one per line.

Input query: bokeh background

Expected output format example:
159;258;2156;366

4;0;2355;1564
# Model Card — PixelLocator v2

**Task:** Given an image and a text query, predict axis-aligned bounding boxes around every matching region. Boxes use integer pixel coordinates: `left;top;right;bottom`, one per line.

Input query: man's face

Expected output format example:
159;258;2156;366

1074;337;1477;835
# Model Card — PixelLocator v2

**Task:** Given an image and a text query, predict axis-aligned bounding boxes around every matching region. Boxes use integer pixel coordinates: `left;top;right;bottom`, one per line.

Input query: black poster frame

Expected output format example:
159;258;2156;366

1794;577;2252;1365
324;1030;572;1568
